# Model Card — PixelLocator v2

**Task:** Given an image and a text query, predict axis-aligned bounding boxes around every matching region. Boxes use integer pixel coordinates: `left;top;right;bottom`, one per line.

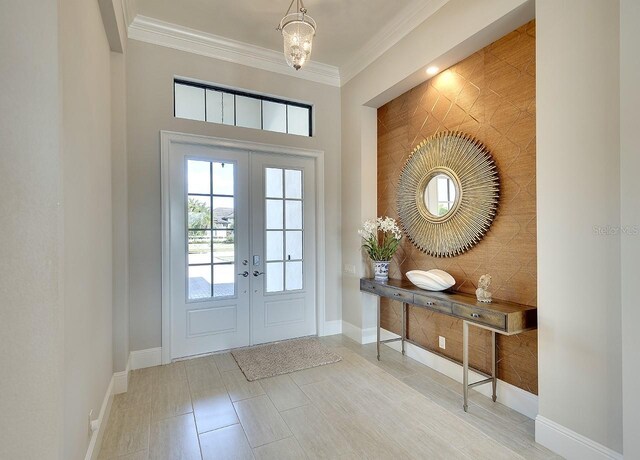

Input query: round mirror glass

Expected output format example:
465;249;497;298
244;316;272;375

424;173;457;217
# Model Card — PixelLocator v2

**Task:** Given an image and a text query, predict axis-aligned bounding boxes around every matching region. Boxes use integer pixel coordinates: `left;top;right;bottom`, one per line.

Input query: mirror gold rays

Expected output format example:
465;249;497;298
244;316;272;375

397;131;500;258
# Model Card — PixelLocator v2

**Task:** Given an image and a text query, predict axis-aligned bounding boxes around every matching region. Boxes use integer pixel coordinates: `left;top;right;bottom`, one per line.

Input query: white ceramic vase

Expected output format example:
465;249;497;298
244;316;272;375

373;261;390;281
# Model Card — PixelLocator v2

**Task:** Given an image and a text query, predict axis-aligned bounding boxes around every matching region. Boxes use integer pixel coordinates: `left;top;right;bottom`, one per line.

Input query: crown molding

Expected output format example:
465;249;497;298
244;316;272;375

340;0;450;85
127;15;341;87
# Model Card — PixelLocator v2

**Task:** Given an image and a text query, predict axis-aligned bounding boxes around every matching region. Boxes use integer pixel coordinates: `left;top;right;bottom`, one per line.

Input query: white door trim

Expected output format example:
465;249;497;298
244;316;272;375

160;131;326;364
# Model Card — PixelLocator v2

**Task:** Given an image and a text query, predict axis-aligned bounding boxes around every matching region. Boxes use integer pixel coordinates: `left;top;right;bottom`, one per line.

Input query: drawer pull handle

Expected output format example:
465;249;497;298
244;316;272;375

393;293;401;297
471;313;480;318
425;301;434;306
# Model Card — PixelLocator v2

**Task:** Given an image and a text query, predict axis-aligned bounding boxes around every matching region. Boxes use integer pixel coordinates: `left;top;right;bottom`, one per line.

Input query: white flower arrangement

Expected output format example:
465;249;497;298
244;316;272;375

358;216;402;261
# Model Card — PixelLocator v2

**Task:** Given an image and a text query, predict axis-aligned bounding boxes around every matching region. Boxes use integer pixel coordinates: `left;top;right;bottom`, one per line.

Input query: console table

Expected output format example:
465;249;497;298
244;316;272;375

360;278;537;411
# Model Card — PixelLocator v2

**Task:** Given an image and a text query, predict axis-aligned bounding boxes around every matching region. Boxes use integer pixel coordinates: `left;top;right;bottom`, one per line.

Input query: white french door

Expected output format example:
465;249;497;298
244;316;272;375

250;153;316;345
167;142;316;360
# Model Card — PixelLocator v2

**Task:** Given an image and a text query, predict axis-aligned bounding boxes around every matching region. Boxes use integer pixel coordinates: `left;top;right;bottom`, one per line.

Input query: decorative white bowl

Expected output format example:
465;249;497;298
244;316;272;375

406;269;455;291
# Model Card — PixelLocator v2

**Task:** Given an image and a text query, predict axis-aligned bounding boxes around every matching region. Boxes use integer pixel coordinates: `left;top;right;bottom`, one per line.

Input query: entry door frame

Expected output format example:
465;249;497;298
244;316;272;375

160;130;326;365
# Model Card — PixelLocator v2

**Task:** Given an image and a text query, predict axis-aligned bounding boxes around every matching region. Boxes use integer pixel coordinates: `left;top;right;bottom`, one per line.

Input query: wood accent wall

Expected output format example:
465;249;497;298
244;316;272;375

377;20;538;394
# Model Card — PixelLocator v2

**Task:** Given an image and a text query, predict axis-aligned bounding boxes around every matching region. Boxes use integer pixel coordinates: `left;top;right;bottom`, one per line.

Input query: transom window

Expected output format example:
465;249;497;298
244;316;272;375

187;159;236;300
264;167;304;293
174;79;312;137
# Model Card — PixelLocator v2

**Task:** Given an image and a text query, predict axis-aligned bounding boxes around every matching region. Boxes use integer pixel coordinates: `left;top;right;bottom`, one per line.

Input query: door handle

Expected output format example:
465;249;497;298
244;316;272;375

253;270;265;277
238;271;249;278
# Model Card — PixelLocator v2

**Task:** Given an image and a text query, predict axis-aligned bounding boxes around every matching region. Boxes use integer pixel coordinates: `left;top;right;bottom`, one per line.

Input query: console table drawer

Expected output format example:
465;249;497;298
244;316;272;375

413;294;452;315
452;303;506;330
361;280;414;302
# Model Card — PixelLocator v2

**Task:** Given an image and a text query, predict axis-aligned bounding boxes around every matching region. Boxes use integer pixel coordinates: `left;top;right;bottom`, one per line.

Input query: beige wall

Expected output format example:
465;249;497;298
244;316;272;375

340;0;533;339
112;50;130;373
125;40;342;351
537;0;622;454
60;0;114;457
0;1;64;459
621;0;640;457
1;0;115;458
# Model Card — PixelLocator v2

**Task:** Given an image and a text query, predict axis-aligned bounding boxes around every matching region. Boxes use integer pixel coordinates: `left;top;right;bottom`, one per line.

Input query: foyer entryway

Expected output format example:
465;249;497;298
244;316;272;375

164;137;317;360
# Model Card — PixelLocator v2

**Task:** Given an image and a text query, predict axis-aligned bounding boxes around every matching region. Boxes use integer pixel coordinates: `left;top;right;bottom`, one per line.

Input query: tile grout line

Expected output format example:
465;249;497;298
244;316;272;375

184;363;204;460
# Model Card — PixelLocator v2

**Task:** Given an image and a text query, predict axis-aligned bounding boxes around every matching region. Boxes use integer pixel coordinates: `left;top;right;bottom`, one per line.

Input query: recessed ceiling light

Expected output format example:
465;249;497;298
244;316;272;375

426;66;439;75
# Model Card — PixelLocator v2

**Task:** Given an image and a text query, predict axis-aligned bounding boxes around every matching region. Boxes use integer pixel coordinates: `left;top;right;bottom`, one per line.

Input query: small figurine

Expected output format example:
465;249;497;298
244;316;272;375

476;274;493;303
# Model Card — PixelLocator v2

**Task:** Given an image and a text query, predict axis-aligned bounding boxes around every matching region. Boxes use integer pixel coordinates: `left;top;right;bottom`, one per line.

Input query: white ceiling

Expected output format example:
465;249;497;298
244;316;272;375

135;0;440;68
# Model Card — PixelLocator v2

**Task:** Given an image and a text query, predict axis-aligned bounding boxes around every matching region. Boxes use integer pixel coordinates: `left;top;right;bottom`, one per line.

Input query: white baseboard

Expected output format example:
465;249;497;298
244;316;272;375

84;375;115;460
129;347;162;370
113;368;129;395
84;347;163;459
361;326;378;344
320;320;343;336
535;416;622;460
341;321;362;343
341;321;379;344
379;328;538;420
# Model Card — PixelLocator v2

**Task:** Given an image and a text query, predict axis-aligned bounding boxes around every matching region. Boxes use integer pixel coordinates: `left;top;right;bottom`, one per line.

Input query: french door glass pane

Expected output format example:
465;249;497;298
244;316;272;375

213;232;234;264
188;231;211;265
266;231;284;261
265;168;283;198
188;160;211;194
285;231;303;260
236;95;261;129
285;200;302;230
175;84;205;121
266;262;284;292
213;264;235;297
263;101;287;133
212;162;234;195
285;261;303;290
188;196;211;229
212;196;234;229
189;265;212;299
285;169;302;199
266;199;283;230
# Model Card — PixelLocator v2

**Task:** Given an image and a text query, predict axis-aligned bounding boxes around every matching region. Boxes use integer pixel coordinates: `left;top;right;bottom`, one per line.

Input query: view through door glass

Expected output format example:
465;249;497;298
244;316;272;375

187;159;236;299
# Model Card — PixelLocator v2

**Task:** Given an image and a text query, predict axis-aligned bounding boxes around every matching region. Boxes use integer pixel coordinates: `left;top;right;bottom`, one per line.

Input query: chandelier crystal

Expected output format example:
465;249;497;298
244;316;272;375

277;0;317;71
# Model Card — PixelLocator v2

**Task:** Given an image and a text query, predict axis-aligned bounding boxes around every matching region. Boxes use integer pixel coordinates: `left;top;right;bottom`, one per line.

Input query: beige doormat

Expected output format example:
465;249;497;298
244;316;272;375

231;337;342;381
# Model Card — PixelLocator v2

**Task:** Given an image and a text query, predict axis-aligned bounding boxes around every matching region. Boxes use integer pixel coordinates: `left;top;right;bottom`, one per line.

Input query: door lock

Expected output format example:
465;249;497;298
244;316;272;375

253;270;265;277
238;271;249;278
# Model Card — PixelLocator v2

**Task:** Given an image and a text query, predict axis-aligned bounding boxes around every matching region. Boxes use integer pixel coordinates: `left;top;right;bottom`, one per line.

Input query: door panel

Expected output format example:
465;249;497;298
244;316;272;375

250;153;316;344
169;144;250;359
167;143;317;359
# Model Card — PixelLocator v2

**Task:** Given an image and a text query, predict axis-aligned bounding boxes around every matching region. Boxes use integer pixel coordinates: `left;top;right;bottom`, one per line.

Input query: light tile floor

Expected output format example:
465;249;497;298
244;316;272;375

98;335;561;460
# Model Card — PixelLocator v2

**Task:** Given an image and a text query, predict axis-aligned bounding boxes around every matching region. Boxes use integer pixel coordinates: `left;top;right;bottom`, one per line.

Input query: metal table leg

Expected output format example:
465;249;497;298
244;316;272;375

463;320;469;412
491;330;497;402
401;302;406;355
463;321;499;412
376;298;381;361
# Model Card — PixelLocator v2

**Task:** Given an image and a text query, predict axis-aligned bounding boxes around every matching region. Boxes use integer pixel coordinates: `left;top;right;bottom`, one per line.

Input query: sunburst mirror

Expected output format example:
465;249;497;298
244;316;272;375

397;131;500;257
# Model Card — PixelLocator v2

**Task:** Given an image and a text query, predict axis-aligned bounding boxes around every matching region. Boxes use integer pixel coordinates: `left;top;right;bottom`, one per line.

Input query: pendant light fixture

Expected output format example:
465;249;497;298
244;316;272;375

277;0;317;71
